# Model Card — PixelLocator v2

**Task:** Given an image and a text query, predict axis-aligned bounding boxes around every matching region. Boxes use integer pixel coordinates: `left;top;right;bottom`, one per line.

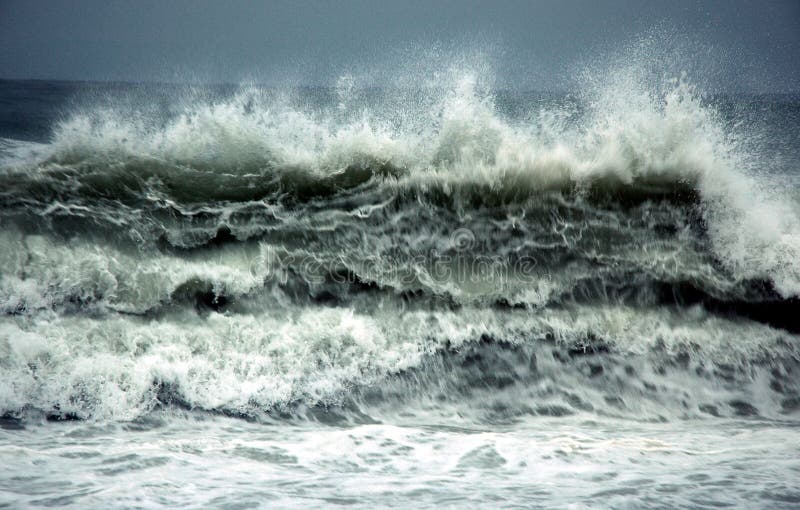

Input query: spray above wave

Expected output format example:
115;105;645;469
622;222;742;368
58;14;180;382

35;75;710;198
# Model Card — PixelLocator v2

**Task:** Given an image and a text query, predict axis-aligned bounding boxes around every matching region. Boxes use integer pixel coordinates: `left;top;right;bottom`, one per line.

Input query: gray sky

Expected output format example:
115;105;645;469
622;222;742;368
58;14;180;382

1;0;798;91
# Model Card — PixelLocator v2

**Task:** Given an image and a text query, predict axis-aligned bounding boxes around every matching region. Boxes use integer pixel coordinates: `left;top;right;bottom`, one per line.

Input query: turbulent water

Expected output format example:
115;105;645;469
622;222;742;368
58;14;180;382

1;61;800;508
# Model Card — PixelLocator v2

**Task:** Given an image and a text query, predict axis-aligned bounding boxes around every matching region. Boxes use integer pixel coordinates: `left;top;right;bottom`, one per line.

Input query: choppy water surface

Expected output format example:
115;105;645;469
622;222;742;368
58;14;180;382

3;415;799;508
1;48;799;508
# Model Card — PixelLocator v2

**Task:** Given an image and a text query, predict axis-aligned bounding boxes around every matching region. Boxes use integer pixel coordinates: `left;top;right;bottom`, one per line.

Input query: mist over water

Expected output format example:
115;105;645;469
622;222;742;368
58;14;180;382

1;36;800;508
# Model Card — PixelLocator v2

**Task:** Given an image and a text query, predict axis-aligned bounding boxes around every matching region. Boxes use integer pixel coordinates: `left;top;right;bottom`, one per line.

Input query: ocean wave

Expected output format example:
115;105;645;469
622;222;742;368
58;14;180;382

1;73;798;297
4;77;711;203
3;206;794;324
2;215;799;422
2;64;800;423
1;303;797;422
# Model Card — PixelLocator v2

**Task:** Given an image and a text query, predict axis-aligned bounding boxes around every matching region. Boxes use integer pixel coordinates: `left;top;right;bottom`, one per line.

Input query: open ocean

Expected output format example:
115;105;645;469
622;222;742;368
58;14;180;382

1;63;799;508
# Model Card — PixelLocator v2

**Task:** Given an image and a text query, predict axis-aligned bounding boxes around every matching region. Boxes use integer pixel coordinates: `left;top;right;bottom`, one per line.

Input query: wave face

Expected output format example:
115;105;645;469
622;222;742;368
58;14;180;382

1;67;800;424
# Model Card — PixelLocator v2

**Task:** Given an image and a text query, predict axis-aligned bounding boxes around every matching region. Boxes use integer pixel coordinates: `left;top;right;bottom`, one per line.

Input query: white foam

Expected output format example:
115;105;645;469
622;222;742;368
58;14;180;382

0;298;795;420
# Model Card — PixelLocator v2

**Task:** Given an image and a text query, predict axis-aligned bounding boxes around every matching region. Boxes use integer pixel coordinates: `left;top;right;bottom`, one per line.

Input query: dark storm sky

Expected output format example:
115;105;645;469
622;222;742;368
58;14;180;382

1;0;799;91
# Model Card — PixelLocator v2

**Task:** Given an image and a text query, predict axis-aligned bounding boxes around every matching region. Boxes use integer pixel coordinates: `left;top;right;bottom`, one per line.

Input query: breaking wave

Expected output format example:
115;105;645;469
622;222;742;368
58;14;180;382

1;56;799;423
